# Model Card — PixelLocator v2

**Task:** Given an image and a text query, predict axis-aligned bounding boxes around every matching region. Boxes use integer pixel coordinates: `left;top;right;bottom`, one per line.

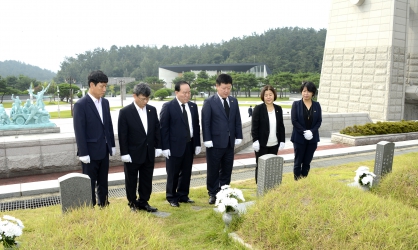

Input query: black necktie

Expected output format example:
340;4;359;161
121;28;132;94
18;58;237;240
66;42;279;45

223;98;230;118
182;104;191;142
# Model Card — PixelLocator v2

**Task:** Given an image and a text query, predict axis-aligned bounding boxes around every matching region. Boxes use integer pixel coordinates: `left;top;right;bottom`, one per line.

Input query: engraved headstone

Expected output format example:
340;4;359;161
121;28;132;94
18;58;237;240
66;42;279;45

257;154;284;196
58;173;92;213
373;141;394;186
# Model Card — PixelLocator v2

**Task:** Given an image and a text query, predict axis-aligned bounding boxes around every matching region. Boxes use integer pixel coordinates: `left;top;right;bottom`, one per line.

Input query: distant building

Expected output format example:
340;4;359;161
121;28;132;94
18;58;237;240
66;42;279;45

159;63;271;89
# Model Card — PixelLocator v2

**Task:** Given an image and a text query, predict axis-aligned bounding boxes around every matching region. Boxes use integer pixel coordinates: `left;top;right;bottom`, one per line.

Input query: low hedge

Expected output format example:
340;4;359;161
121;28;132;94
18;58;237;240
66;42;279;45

340;120;418;136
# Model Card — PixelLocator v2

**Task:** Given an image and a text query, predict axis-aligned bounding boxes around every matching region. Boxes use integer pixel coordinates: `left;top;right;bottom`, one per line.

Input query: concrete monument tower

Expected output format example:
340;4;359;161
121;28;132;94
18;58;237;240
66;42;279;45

318;0;418;121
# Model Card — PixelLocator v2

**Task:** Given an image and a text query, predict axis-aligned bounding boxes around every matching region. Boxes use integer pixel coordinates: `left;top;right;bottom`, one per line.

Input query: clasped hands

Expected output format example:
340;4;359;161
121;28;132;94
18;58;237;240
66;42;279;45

304;130;313;140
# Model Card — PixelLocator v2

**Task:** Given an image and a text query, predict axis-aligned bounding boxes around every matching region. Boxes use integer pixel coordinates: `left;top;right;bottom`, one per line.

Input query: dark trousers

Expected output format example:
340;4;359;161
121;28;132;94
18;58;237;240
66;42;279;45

293;141;317;180
81;154;109;207
124;153;154;207
206;143;234;197
166;140;194;202
254;144;279;183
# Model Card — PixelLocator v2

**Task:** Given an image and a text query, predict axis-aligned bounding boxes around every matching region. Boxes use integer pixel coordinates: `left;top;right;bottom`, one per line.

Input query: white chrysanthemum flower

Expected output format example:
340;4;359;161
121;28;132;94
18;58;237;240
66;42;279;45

218;203;226;213
220;185;230;190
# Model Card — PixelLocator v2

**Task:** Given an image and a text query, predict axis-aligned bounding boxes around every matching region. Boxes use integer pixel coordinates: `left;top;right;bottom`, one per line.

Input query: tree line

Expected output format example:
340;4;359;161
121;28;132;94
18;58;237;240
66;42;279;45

54;27;326;84
1;27;325;102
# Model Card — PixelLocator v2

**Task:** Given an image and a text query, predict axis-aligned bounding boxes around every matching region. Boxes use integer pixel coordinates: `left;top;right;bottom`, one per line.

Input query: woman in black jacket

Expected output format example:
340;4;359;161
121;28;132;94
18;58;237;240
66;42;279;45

251;85;285;183
290;81;322;180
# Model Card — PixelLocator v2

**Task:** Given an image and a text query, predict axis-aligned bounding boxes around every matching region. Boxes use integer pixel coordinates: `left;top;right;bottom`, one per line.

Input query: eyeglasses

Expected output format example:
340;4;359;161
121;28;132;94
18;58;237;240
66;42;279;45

138;97;149;101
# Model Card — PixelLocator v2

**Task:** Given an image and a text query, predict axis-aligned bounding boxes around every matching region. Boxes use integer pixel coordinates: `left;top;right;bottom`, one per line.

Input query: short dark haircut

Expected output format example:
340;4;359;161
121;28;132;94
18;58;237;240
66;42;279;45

175;81;190;92
88;70;108;87
260;85;277;102
133;83;151;97
216;74;233;85
300;81;317;97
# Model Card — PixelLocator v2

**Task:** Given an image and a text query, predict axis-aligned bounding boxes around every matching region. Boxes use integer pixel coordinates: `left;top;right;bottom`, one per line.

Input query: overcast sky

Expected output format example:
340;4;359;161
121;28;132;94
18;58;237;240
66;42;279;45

0;0;331;73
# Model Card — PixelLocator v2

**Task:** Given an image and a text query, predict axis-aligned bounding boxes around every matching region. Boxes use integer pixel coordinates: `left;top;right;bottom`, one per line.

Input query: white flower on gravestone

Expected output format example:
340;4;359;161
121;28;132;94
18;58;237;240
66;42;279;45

353;166;377;188
215;185;245;213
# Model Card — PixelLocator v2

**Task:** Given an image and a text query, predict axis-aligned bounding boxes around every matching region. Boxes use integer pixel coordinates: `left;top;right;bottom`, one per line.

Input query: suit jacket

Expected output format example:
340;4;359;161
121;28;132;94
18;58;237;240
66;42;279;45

118;103;161;164
251;103;285;146
159;98;201;157
73;95;115;160
201;94;243;148
290;99;322;144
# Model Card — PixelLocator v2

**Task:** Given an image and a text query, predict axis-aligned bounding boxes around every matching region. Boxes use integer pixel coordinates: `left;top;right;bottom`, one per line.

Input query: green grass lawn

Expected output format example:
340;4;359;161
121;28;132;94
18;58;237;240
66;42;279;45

6;152;418;249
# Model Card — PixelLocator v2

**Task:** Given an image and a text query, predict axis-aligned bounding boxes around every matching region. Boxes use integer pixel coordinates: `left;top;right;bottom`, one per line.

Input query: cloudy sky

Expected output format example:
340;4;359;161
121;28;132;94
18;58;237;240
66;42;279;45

0;0;331;72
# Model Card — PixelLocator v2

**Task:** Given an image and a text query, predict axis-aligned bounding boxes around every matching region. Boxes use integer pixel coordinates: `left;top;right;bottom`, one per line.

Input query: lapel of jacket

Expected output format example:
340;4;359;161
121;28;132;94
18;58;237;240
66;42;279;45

298;100;306;127
86;96;103;124
131;103;147;135
188;101;197;124
173;98;188;126
312;101;317;124
214;94;228;119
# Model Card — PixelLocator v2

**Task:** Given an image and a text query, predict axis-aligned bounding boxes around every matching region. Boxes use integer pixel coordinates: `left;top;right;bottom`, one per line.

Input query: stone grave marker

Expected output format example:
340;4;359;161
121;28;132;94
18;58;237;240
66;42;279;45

257;154;284;197
58;173;92;213
373;141;395;186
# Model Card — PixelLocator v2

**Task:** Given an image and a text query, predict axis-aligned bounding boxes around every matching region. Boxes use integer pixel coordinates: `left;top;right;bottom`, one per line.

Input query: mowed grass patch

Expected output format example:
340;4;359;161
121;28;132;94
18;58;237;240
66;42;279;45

3;152;418;249
236;152;418;249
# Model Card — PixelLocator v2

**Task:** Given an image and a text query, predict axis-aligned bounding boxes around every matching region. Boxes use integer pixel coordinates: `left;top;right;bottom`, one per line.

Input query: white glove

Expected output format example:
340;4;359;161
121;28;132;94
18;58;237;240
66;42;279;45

79;155;90;164
162;149;171;159
155;148;162;157
204;141;213;148
304;130;313;138
252;140;260;152
304;130;313;140
121;154;132;163
195;146;201;155
304;134;313;140
279;142;285;150
235;139;242;145
112;147;116;156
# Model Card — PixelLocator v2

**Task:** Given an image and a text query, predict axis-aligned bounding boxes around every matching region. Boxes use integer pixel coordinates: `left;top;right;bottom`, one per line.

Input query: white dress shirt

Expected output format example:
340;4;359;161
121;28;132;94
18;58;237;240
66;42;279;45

87;92;103;123
134;102;147;134
176;98;193;138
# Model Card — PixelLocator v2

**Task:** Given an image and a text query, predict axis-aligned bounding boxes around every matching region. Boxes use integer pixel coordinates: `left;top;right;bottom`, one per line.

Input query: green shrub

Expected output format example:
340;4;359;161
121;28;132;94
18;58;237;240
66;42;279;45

154;89;169;100
340;120;418;136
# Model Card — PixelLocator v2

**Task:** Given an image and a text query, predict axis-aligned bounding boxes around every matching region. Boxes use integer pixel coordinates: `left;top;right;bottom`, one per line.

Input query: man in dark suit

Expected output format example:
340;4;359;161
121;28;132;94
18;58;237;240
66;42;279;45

201;74;243;204
118;83;162;212
160;81;201;207
73;70;116;208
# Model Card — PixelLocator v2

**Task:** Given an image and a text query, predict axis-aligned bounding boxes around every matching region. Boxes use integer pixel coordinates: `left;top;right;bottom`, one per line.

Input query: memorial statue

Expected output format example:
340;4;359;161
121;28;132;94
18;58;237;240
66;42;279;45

0;83;55;129
0;104;11;125
34;82;50;111
11;94;23;114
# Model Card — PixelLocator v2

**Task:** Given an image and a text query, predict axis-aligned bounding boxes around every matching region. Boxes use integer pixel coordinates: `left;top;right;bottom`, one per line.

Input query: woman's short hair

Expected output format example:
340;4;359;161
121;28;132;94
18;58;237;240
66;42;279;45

300;82;317;97
260;85;277;102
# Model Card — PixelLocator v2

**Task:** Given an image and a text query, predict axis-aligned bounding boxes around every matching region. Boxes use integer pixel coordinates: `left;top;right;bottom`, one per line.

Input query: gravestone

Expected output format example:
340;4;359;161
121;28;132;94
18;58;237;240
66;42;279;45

257;154;284;197
373;141;395;186
58;173;92;213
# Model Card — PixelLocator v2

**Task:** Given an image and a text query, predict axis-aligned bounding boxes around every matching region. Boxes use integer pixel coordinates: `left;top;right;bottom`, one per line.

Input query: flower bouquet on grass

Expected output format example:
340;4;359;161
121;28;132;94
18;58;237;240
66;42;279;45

0;215;24;248
215;185;245;213
354;166;377;188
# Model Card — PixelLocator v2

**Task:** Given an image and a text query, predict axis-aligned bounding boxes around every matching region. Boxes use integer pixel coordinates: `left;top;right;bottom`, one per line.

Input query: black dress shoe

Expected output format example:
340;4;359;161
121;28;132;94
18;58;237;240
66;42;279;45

138;204;158;212
179;199;195;203
168;201;180;207
208;196;216;205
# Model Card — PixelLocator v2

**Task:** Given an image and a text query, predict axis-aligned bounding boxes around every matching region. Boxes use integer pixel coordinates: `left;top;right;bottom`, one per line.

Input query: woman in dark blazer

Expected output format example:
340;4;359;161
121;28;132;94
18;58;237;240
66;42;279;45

251;85;285;183
290;81;322;180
